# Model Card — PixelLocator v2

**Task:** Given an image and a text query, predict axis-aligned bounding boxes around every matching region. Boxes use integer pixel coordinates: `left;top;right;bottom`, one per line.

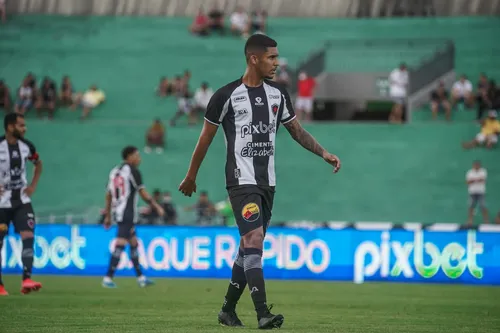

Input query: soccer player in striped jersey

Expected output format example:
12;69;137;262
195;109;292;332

102;146;164;288
179;34;341;329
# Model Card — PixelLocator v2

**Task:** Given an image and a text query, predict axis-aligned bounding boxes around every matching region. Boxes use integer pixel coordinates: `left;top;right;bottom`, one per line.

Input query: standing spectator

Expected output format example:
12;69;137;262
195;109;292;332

451;75;474;109
60;76;74;106
36;77;57;119
208;6;225;34
462;110;500;149
465;160;489;226
145;118;165;154
15;79;34;115
275;59;291;89
250;10;267;34
193;82;213;116
185;191;216;225
430;81;451;121
161;192;178;225
0;0;6;24
388;63;408;124
230;6;249;38
190;7;210;36
0;80;11;112
295;71;316;122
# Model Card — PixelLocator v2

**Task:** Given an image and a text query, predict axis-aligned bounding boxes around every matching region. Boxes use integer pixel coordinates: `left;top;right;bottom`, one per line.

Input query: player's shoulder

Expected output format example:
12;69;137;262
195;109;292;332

0;136;5;144
18;137;36;150
212;78;244;99
264;79;289;95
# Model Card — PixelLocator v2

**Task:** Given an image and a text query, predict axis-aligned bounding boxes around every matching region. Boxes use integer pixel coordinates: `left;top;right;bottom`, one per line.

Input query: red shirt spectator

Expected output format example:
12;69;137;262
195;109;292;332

298;75;315;98
195;13;208;26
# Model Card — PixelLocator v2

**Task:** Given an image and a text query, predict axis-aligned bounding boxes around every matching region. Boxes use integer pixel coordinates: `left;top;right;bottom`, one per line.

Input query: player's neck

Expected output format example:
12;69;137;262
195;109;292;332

242;69;264;88
5;133;17;145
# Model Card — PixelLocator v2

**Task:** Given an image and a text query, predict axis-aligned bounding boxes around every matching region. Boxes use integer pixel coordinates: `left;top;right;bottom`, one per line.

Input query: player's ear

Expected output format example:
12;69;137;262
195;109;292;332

250;54;258;65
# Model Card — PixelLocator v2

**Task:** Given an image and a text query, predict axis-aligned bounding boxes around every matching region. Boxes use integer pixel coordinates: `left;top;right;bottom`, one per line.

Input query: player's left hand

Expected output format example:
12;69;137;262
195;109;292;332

23;185;36;197
103;214;112;230
322;152;341;173
179;177;197;197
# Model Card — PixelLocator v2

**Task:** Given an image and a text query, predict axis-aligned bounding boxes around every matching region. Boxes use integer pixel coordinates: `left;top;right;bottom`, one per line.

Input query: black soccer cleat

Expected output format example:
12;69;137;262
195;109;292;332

258;305;284;330
218;310;244;327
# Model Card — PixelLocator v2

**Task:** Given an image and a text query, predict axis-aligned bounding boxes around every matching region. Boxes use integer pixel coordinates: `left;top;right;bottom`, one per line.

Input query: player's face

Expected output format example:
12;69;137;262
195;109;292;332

258;47;279;80
130;150;141;167
11;116;26;138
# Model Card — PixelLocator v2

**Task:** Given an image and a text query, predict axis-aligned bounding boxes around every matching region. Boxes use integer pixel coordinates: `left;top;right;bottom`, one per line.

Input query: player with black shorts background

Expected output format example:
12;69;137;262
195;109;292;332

102;146;164;288
179;34;341;329
0;113;43;296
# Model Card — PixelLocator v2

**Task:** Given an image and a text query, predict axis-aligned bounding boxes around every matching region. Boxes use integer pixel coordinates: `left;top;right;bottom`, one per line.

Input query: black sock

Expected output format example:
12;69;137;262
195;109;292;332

222;248;247;312
22;238;34;281
130;245;143;277
106;245;125;278
244;248;268;318
0;238;4;285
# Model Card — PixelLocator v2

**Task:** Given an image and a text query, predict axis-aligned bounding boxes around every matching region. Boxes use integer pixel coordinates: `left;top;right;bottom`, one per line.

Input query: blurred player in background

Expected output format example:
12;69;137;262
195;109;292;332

102;146;164;288
179;34;341;329
0;113;43;296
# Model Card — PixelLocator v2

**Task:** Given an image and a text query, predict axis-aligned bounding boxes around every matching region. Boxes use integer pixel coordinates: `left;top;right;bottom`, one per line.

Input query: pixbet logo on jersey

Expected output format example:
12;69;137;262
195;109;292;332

241;121;276;138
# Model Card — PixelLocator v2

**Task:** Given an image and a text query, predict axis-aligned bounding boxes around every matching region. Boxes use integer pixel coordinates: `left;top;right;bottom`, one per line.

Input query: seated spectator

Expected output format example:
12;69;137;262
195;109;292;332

185;191;216;225
207;6;225;34
230;6;249;38
71;85;106;120
275;59;291;88
0;80;11;112
15;78;34;115
451;75;474;109
170;91;195;126
161;191;178;225
156;77;173;97
145;118;165;154
60;75;74;106
462;110;500;150
388;63;408;124
478;80;500;120
36;77;57;119
430;81;451;121
172;75;187;97
193;82;213;115
251;10;267;34
190;7;210;36
183;70;191;88
0;0;6;24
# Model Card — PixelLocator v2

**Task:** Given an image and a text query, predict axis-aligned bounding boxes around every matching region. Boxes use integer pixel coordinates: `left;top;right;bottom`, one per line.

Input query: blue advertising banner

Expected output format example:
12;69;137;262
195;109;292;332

1;225;499;285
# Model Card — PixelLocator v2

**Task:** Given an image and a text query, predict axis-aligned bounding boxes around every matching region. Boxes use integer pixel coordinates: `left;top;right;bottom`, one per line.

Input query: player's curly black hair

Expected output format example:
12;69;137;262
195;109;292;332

121;145;138;160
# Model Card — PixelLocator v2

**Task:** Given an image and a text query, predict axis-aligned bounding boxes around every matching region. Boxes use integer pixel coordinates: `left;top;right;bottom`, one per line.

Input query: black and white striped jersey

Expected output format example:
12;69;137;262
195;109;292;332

204;78;296;188
0;136;39;208
106;163;144;223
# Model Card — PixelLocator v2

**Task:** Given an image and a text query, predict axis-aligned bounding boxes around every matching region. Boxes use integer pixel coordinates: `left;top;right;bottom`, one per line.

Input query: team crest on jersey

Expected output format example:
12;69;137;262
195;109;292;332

271;104;279;116
241;202;260;222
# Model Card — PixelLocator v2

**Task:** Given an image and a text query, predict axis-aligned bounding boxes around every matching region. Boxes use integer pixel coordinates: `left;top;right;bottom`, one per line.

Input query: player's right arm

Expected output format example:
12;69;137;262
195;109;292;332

179;89;227;197
103;191;112;229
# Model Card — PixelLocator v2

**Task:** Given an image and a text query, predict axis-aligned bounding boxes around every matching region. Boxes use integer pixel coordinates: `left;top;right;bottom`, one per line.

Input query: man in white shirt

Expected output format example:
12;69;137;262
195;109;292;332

194;82;213;114
230;6;249;38
388;63;409;124
465;160;489;226
451;75;474;109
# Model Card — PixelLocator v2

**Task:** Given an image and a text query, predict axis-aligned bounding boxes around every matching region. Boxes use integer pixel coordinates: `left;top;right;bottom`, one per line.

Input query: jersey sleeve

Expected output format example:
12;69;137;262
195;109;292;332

280;88;296;124
130;167;145;190
25;140;40;164
204;89;230;126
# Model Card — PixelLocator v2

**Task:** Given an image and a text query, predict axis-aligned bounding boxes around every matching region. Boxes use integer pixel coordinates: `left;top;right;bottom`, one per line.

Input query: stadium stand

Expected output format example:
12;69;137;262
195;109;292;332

0;15;498;224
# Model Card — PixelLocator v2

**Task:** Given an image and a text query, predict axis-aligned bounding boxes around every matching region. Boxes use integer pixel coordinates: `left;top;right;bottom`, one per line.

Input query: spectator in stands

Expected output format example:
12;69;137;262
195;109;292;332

60;76;74;106
185;191;216;225
173;75;187;97
430;81;451;121
170;91;195;126
250;10;267;34
275;59;291;88
295;71;316;122
190;7;210;36
71;85;106;121
462;110;500;150
145;118;165;154
465;160;489;226
388;63;408;124
193;82;213;116
161;191;178;225
183;70;191;90
208;6;225;34
0;80;11;112
140;189;164;225
451;74;474;109
36;77;57;119
0;0;6;24
15;78;34;115
230;6;250;39
157;77;173;97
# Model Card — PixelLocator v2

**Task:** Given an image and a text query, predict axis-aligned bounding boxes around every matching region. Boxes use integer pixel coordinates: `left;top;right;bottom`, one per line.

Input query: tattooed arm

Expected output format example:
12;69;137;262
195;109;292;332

284;118;341;173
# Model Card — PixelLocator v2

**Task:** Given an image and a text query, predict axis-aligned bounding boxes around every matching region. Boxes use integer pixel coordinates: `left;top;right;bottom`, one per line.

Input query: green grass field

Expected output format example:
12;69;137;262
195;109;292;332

0;275;499;332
